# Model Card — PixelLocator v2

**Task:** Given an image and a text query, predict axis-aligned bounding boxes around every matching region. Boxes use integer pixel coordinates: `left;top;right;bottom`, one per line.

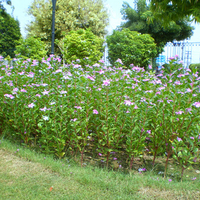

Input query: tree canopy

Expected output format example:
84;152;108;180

120;0;194;55
0;8;21;58
151;0;200;22
26;0;109;54
106;29;157;69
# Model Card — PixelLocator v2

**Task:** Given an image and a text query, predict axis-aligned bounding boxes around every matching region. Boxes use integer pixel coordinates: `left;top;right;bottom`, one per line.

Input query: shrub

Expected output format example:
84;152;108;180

14;37;48;61
106;29;157;69
56;29;104;66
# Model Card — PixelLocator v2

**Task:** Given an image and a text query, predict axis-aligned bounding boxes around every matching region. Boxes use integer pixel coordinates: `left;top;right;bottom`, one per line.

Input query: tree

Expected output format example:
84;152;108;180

106;29;157;69
56;28;104;66
0;0;11;8
14;36;48;61
0;8;21;58
120;0;194;56
151;0;200;22
26;0;109;54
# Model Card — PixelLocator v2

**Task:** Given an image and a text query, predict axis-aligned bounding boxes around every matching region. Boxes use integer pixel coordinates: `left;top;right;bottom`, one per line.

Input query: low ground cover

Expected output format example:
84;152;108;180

0;55;200;180
0;139;200;200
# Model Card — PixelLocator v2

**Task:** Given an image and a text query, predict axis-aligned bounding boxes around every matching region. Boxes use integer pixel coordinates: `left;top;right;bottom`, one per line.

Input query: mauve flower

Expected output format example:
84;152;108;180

93;109;98;114
20;89;27;93
28;103;35;108
115;58;123;64
102;79;110;86
177;137;182;142
134;105;138;109
175;111;184;115
42;90;50;95
40;107;47;111
71;118;77;122
147;130;151;134
4;94;15;99
193;102;200;108
148;65;152;69
124;100;133;106
98;153;102;156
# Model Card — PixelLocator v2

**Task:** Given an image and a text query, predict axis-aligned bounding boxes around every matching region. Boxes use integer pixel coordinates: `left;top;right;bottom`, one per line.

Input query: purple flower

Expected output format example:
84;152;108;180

168;179;172;182
93;109;98;114
190;137;194;140
60;90;67;94
146;130;151;134
4;94;15;99
124;100;133;106
192;177;196;181
113;157;117;160
28;103;35;108
134;105;138;109
74;106;82;110
20;89;27;93
148;65;152;69
115;58;123;65
42;90;49;95
40;107;47;111
193;102;200;108
175;111;184;115
177;137;182;142
98;153;102;156
102;79;110;86
71;118;77;122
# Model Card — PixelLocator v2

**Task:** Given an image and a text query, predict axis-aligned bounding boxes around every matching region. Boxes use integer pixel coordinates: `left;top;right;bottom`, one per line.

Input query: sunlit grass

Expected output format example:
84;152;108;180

0;139;200;200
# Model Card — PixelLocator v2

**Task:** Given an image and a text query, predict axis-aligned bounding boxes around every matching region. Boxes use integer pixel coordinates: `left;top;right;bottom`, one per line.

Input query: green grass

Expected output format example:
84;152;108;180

0;139;200;200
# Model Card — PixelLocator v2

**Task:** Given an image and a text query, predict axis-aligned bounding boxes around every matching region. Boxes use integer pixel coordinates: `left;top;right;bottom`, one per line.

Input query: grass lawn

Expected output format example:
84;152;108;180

0;139;200;200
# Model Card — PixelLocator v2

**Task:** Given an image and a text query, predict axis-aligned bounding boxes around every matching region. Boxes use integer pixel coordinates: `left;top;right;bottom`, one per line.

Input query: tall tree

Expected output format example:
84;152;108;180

26;0;109;53
151;0;200;22
120;0;194;55
0;0;11;13
0;8;21;58
0;0;11;7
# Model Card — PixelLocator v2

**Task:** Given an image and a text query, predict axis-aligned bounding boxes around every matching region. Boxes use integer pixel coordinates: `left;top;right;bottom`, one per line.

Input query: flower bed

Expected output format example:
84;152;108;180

0;55;200;179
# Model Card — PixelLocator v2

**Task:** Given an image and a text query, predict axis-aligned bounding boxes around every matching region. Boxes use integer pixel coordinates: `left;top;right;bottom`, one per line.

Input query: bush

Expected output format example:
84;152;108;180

106;29;157;69
14;37;48;61
57;29;104;66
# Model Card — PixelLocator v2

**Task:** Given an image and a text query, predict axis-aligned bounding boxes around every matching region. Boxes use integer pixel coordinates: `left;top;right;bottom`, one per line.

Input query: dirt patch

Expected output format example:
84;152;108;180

139;187;200;200
0;149;51;178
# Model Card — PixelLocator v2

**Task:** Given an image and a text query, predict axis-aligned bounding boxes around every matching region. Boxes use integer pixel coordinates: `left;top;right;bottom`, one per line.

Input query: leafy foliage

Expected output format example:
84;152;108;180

120;0;194;55
1;56;200;179
151;0;200;22
26;0;109;54
14;37;48;61
0;8;21;58
106;29;157;68
189;63;200;74
56;28;104;66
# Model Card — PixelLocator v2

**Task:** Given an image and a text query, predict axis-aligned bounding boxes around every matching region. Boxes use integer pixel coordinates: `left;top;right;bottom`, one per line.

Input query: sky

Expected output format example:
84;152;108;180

3;0;200;62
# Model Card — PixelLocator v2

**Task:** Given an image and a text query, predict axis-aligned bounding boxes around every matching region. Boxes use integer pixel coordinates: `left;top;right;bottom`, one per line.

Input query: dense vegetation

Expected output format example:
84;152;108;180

0;55;200;180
